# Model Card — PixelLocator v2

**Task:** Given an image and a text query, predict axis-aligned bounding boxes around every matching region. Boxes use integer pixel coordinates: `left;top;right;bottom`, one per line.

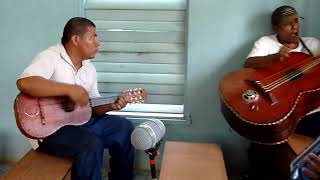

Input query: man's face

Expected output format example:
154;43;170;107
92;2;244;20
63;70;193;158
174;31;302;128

273;17;300;44
78;26;100;59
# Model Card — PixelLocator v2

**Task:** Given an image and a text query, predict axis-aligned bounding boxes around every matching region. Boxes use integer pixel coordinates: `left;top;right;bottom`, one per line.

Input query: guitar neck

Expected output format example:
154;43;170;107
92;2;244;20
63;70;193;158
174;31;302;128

89;88;147;107
89;96;118;107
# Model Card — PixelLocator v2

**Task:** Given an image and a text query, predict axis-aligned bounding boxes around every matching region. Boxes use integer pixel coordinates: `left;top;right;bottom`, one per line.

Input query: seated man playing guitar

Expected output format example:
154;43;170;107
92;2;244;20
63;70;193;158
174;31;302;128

242;5;320;180
16;17;135;180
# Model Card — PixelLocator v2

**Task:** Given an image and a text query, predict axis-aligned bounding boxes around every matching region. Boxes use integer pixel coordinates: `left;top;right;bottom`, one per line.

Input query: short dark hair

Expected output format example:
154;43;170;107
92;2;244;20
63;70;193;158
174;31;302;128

61;17;96;45
271;5;303;26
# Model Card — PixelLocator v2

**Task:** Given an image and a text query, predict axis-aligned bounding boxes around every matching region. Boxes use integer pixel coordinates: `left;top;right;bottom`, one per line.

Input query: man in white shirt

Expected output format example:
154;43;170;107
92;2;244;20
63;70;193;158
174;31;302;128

245;7;320;68
242;5;320;180
17;17;134;180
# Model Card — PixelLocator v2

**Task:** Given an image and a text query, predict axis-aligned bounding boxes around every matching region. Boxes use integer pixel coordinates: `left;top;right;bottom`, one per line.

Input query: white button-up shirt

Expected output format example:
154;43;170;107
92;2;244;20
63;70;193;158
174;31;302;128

20;43;100;98
247;35;320;58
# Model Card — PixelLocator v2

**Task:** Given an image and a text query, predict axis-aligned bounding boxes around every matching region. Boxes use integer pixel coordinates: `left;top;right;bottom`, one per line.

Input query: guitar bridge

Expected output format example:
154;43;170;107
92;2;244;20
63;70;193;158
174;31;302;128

244;79;278;105
37;99;46;125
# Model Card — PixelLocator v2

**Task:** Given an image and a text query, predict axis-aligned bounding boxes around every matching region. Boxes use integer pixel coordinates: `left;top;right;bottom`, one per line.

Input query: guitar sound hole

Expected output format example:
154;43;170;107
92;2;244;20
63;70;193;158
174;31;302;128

285;69;303;80
60;100;75;112
24;106;40;117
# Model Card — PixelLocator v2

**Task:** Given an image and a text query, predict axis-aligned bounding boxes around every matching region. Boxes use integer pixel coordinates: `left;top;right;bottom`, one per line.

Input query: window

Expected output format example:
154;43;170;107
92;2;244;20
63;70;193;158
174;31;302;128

84;0;189;123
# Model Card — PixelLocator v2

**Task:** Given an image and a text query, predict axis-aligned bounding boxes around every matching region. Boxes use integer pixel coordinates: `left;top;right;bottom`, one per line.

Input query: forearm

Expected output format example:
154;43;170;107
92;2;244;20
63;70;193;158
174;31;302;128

244;54;280;68
92;97;127;117
92;104;115;117
17;76;72;97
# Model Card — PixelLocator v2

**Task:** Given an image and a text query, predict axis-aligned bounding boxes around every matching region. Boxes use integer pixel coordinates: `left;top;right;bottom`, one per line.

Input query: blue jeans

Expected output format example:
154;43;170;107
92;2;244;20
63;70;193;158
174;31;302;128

37;115;134;180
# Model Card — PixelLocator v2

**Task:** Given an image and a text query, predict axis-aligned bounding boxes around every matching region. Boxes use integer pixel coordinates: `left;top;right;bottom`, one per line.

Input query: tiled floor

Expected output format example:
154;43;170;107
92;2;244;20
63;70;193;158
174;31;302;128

0;163;153;180
102;169;152;180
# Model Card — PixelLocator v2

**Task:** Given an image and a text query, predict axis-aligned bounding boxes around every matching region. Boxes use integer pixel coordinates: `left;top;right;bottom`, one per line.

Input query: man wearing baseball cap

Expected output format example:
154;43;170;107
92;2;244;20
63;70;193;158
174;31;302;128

271;5;304;26
245;5;320;68
241;5;320;180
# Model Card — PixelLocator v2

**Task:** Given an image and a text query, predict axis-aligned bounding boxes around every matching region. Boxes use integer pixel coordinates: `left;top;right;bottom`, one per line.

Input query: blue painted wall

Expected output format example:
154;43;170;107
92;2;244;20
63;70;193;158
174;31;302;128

1;0;319;177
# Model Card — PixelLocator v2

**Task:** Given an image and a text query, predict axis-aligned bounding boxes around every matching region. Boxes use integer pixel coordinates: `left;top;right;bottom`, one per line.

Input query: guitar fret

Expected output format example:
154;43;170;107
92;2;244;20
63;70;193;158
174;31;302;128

90;96;118;107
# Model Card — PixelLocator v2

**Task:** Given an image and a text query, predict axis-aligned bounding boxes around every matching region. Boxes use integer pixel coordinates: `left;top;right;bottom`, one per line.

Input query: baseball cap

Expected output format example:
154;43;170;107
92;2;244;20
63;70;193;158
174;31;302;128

271;5;304;25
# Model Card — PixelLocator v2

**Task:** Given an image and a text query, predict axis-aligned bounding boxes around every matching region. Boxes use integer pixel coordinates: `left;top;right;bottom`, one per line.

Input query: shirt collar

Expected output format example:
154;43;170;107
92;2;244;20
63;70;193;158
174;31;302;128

52;43;90;69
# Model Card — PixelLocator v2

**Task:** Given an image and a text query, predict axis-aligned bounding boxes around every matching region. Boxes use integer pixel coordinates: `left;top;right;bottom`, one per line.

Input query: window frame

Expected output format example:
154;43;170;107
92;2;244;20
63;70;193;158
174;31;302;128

82;0;191;125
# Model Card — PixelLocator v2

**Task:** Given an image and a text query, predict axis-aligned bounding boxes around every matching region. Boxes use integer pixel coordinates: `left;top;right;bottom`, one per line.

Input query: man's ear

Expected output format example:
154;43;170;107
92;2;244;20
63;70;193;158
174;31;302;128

71;35;80;46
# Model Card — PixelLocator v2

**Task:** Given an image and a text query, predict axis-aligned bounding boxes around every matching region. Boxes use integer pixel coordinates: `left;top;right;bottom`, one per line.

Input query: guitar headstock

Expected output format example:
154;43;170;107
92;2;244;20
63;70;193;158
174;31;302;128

121;88;147;103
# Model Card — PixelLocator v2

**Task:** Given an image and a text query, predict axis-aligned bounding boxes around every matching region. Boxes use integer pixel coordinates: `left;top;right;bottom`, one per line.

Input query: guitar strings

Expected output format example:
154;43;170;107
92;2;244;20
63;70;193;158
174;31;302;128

261;60;314;90
264;59;319;89
260;57;320;91
90;96;118;107
259;59;310;89
257;55;314;86
34;89;145;108
263;59;319;91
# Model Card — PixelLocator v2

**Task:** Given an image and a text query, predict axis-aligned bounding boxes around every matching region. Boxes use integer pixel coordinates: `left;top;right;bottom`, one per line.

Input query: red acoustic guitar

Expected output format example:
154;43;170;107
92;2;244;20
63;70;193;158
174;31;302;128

14;88;147;139
219;52;320;144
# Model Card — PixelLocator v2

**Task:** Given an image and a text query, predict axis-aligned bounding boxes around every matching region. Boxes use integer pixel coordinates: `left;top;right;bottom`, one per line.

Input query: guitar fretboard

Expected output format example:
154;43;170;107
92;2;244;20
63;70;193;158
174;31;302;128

89;96;118;107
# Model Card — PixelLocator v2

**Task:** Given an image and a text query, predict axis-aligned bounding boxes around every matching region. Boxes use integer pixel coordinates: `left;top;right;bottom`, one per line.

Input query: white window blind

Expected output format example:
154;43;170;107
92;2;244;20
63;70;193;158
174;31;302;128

84;0;187;121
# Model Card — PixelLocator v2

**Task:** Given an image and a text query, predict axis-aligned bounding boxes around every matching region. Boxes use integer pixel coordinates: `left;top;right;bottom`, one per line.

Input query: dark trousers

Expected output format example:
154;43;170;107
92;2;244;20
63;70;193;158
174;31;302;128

37;115;134;180
247;112;320;180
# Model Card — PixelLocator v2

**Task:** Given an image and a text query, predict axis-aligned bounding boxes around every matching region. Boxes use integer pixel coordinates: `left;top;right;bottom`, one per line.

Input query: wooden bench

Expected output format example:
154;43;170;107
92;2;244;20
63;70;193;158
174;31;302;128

159;141;228;180
288;133;315;155
1;149;72;180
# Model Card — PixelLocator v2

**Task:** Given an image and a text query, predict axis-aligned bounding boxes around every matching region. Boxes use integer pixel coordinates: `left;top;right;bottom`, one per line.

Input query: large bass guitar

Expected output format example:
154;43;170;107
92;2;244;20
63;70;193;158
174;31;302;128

14;88;147;139
219;52;320;144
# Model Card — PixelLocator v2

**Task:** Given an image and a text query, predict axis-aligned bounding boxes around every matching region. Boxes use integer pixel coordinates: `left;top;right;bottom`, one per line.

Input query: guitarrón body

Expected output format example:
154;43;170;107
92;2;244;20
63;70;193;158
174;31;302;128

14;89;147;139
219;52;320;144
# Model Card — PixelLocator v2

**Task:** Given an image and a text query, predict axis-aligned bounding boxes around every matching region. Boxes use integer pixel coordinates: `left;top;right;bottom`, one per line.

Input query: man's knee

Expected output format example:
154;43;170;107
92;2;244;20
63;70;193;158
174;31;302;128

86;134;104;151
111;115;134;132
76;134;104;168
77;132;104;156
122;118;134;132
